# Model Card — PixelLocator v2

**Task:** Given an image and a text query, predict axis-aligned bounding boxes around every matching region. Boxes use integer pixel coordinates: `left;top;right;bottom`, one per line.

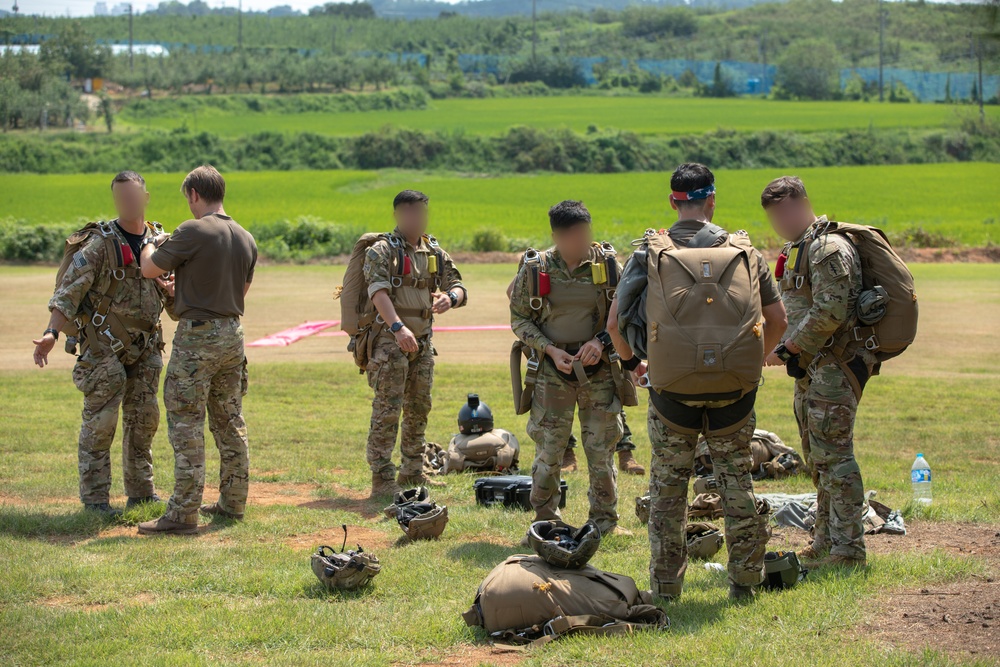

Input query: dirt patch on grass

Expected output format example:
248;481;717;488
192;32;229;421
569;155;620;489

768;520;1000;564
284;524;395;552
863;581;1000;661
393;644;526;667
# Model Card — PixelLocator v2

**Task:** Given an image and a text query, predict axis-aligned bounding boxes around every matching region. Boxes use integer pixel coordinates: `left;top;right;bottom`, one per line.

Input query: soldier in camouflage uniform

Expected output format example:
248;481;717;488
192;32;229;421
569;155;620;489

609;164;787;601
762;176;876;568
33;171;172;518
362;190;466;498
138;165;257;535
510;200;628;541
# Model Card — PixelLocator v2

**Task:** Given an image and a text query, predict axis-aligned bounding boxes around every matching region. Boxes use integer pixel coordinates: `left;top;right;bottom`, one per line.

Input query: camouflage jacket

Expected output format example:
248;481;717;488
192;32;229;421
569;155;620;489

49;221;172;357
510;246;622;356
362;228;465;338
778;216;863;356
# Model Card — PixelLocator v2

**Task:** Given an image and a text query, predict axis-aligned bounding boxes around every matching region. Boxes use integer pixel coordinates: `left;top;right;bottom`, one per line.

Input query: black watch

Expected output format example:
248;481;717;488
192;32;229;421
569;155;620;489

773;343;794;363
44;328;60;340
140;236;158;251
448;290;459;308
595;331;613;349
390;321;404;334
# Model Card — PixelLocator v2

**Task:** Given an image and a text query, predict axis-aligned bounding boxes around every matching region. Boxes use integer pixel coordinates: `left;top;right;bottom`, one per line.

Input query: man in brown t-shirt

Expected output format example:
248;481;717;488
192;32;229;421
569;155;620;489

137;164;257;535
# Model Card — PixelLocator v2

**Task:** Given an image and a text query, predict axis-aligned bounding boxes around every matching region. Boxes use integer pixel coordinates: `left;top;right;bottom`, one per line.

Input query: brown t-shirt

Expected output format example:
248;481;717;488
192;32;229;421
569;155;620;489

668;219;782;307
151;213;257;320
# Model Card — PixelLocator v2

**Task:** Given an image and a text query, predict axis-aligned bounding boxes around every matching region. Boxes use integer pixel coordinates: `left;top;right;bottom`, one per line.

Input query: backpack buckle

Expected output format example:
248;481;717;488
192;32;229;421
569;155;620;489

526;356;540;373
864;334;879;351
91;313;106;327
100;328;125;354
637;373;651;388
386;235;401;248
390;276;403;288
794;276;805;290
529;297;543;311
112;269;125;281
523;248;540;265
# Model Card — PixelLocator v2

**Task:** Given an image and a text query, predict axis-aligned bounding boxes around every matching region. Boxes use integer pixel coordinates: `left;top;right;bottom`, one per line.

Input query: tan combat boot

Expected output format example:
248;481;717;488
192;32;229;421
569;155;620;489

798;544;829;562
607;525;634;537
561;447;578;473
137;516;198;535
397;472;445;488
370;473;401;499
618;449;646;476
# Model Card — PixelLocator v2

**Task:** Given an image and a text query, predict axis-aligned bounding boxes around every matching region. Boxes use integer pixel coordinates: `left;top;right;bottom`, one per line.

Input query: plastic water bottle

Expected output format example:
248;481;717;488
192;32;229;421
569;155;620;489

911;453;932;505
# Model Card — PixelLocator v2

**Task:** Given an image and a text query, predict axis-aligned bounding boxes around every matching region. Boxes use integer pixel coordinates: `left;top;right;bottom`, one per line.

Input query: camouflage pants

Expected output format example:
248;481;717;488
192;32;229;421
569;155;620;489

72;348;161;504
163;318;249;524
567;410;636;452
365;330;434;480
794;357;870;560
526;361;622;533
647;400;768;596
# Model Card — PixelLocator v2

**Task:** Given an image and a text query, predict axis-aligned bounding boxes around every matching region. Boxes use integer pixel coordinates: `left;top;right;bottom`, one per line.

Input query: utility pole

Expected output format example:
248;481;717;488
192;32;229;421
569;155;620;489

128;3;134;72
531;0;537;65
877;0;884;102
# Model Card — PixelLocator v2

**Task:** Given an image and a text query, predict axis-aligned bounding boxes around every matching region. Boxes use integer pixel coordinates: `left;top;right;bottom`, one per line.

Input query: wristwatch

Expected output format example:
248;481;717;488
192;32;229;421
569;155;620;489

44;328;60;340
773;343;794;363
595;331;613;349
139;236;158;252
447;290;459;308
390;321;405;334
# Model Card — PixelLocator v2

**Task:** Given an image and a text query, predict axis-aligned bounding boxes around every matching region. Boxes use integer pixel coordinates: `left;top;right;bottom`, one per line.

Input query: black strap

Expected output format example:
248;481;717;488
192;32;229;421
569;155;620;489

687;223;728;249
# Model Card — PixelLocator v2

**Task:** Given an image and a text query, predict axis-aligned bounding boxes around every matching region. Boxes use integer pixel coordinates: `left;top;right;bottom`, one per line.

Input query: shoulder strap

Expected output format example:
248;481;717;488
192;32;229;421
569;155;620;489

688;223;728;249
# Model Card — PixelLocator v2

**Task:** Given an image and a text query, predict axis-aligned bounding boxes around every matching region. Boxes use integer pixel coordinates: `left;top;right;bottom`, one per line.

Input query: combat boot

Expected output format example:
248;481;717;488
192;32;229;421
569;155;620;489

370;473;401;499
397;472;445;488
137;516;198;535
798;544;829;562
729;583;757;601
607;526;634;537
561;447;578;473
200;503;244;521
84;502;123;519
125;494;162;510
618;449;646;476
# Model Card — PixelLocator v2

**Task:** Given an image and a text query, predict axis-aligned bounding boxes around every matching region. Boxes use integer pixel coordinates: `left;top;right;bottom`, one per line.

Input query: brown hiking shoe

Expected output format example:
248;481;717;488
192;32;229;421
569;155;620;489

607;526;634;537
200;503;244;521
397;473;444;488
561;447;578;473
137;516;198;535
799;544;829;562
618;449;646;476
370;473;401;499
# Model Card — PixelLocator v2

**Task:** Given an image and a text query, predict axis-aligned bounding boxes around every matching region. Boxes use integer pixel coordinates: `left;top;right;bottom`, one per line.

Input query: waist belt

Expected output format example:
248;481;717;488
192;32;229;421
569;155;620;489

395;306;433;320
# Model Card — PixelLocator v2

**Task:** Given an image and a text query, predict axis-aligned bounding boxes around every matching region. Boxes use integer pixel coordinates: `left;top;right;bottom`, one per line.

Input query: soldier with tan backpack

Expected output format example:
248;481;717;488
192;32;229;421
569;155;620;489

761;175;918;570
609;163;788;602
334;190;467;498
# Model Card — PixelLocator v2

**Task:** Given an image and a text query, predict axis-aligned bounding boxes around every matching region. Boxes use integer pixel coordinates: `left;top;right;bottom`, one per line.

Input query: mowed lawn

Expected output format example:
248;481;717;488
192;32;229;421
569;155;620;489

2;163;999;247
0;264;998;666
118;96;1000;137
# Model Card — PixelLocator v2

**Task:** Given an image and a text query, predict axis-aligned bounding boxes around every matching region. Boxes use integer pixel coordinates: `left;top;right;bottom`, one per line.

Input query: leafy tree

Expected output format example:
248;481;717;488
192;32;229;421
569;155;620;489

774;39;842;100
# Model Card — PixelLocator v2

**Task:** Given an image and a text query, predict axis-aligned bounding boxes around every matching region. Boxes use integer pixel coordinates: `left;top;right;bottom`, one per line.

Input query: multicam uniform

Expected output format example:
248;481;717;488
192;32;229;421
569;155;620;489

49;220;170;505
510;245;624;534
362;229;465;484
639;220;780;599
778;216;877;561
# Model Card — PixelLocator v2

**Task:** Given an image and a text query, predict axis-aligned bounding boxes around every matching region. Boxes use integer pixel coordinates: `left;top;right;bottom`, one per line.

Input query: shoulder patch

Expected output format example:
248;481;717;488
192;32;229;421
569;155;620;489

73;251;88;269
365;247;381;261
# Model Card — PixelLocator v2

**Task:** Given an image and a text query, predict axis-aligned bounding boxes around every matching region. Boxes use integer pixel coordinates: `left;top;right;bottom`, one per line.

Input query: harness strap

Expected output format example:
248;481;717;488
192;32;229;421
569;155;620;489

510;340;539;416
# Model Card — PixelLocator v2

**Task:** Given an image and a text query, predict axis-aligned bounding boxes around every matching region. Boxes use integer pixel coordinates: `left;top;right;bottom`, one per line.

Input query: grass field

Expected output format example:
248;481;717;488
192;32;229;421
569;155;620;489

118;96;999;138
1;263;998;666
2;163;999;248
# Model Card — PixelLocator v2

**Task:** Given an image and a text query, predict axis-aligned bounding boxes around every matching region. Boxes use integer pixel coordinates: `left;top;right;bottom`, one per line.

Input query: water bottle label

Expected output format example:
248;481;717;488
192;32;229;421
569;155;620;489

911;469;931;483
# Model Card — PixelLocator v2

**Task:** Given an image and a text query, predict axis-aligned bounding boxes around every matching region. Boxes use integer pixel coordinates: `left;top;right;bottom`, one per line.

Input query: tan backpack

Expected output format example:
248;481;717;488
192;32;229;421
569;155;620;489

462;555;668;646
644;228;764;401
443;430;520;474
334;233;392;337
812;221;918;362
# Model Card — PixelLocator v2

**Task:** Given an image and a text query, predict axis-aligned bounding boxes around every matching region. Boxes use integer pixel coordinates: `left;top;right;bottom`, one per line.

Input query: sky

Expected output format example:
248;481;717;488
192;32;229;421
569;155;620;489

3;0;973;20
4;0;459;19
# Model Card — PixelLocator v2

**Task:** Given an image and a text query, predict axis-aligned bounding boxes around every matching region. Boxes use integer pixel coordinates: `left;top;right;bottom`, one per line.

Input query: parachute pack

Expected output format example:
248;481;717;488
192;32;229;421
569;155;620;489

462;555;668;646
311;525;382;591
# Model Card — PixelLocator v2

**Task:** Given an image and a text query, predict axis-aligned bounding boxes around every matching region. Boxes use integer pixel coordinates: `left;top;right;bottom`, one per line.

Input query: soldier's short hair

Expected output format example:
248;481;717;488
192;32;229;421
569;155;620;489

181;164;226;204
670;163;714;208
548;200;591;230
760;176;808;209
393;189;429;209
111;170;145;191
